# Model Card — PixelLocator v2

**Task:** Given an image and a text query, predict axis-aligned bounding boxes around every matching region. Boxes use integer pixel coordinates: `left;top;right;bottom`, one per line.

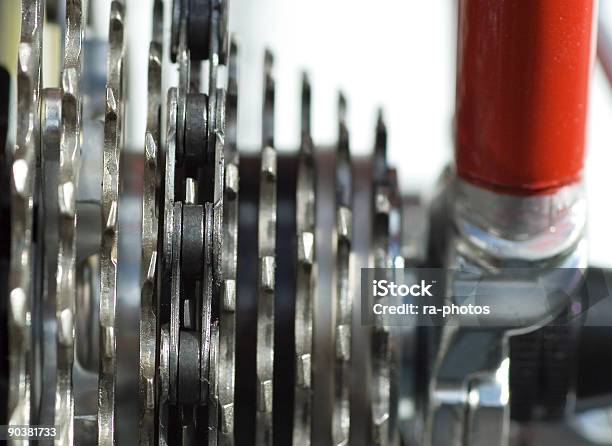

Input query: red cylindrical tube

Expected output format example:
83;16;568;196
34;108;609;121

455;0;596;195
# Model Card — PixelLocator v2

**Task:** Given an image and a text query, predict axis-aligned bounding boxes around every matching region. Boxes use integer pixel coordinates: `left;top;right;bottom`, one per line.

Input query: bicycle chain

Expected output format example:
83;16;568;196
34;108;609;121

7;1;406;444
156;0;230;443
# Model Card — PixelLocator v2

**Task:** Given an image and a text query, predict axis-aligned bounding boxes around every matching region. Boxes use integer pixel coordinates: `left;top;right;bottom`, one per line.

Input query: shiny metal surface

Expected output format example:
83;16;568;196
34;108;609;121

255;51;277;445
55;1;84;442
219;37;239;446
370;113;400;446
5;2;604;446
332;94;352;446
138;1;163;442
292;74;315;446
98;2;126;444
8;0;43;438
425;173;589;446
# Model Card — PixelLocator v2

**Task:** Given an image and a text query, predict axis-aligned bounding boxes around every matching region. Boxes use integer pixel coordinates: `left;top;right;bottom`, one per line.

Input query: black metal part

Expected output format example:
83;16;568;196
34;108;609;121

574;267;612;409
510;328;545;422
336;95;352;209
262;52;275;148
273;154;297;446
181;204;204;280
188;0;212;61
509;267;612;422
184;93;208;169
576;326;612;406
200;203;214;403
510;323;574;422
170;202;183;404
233;154;297;445
46;0;61;22
236;155;260;445
178;330;201;405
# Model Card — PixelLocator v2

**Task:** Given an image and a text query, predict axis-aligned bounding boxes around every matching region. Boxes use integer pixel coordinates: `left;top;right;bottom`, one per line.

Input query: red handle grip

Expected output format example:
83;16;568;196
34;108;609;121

455;0;596;195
